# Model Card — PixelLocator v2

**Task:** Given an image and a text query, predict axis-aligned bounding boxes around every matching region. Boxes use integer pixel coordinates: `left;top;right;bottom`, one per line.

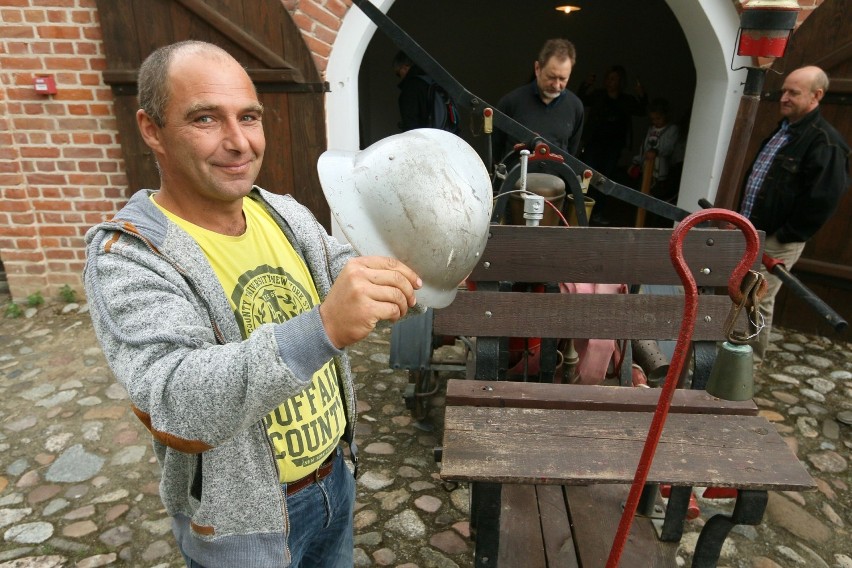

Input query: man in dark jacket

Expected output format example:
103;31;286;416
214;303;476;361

739;65;850;363
492;39;585;160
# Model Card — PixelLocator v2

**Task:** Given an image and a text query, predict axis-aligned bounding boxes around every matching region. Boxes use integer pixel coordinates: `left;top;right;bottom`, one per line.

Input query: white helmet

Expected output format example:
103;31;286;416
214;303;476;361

317;129;492;309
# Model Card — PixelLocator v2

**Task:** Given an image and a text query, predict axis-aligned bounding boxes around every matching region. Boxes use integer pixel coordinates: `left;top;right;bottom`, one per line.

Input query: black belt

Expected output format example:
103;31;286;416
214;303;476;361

285;452;335;496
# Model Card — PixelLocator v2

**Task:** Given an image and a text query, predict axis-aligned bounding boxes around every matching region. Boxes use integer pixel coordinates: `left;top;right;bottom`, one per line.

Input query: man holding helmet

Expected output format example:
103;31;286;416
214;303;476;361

84;41;421;567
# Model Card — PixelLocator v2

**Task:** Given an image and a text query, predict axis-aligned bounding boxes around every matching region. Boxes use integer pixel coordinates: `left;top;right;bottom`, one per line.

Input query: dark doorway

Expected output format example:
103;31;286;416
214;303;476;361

359;0;696;182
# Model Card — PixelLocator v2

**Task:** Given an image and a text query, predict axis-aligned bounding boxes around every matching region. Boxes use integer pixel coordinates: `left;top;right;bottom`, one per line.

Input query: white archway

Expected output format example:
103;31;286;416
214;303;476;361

325;0;749;229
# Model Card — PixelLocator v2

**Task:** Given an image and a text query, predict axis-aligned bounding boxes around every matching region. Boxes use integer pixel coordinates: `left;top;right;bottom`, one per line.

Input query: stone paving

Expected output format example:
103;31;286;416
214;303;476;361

0;297;849;567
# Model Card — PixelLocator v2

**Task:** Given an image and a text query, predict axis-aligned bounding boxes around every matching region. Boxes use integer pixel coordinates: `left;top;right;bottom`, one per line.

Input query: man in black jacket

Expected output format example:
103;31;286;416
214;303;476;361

739;65;850;364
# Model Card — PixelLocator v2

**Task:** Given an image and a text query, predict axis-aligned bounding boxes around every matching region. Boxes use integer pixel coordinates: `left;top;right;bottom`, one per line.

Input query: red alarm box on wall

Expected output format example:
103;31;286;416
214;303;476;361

34;75;57;95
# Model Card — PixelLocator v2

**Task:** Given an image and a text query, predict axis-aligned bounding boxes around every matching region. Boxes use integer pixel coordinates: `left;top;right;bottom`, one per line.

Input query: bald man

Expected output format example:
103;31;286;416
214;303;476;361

739;65;850;364
84;41;420;567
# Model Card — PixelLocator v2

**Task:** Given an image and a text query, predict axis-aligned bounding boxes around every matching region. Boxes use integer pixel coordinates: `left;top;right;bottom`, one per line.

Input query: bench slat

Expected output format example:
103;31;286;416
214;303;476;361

497;484;549;567
434;291;740;340
564;484;678;568
441;406;815;490
446;380;758;416
470;226;762;286
536;485;579;567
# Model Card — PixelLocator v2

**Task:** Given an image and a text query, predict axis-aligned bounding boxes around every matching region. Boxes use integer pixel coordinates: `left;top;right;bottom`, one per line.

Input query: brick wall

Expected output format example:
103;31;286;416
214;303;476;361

0;0;125;301
0;0;825;302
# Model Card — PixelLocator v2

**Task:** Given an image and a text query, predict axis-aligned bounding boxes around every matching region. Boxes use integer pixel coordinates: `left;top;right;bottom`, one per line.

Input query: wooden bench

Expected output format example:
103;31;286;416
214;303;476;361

432;225;816;568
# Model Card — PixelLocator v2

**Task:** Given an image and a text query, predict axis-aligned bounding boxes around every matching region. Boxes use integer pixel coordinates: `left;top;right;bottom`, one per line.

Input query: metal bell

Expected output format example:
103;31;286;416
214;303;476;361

704;341;754;401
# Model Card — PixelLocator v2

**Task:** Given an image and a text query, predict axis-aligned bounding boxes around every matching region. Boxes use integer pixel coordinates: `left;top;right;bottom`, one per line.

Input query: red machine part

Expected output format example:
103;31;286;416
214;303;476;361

605;208;763;568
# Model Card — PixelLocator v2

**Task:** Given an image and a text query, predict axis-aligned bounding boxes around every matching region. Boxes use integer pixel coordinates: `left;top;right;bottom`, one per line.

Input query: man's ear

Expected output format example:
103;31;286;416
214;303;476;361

136;109;164;155
813;88;825;103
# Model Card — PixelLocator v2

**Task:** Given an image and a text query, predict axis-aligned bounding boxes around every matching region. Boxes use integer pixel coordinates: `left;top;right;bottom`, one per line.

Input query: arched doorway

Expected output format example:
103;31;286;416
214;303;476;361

326;0;747;234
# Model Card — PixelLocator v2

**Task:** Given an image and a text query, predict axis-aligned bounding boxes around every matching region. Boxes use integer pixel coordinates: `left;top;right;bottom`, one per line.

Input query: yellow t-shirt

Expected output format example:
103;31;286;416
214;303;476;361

152;195;344;482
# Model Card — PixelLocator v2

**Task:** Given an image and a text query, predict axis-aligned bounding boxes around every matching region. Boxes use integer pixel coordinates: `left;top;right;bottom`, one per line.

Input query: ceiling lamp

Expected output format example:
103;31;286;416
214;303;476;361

555;6;581;14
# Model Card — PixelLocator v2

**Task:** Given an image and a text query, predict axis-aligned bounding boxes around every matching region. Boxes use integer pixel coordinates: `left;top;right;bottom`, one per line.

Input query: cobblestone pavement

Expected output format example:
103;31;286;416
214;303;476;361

0;298;849;568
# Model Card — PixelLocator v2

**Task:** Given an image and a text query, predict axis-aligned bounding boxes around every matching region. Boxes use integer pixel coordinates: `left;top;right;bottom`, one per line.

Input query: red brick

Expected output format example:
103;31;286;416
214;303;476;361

32;200;71;211
35;161;57;172
12;238;39;250
37;25;80;39
2;250;45;263
75;200;115;212
57;118;99;130
298;2;338;30
69;174;108;186
90;104;112;116
3;26;35;39
41;212;82;224
10;213;36;224
1;225;36;237
0;188;27;200
40;225;77;237
0;162;22;173
40;188;62;199
79;72;100;85
18;146;61;158
29;173;66;185
53;42;75;55
92;133;113;145
76;43;98;56
82;26;101;41
14;117;56;130
5;41;30;54
0;173;24;185
25;263;47;275
44;57;87;70
23;9;46;23
1;9;25;22
71;10;93;24
68;103;88;115
3;56;46;70
50;133;71;144
0;200;32;212
46;9;68;23
98;162;118;173
78;161;98;173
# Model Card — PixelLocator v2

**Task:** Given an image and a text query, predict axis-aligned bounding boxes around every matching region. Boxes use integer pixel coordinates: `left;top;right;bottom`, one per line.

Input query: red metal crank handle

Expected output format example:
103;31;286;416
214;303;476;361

605;208;761;568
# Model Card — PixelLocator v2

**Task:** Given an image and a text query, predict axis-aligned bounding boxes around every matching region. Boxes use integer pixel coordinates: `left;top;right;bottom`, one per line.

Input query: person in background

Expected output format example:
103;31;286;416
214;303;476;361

84;40;421;568
578;64;648;224
628;98;682;204
393;50;432;131
492;38;585;160
578;65;647;177
738;65;850;365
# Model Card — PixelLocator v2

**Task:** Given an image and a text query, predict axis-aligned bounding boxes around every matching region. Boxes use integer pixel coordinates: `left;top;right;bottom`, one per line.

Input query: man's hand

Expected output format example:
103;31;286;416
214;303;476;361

319;257;421;349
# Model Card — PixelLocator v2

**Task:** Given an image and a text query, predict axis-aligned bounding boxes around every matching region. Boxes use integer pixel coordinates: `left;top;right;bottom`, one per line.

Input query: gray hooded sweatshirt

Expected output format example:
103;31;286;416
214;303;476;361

84;187;357;567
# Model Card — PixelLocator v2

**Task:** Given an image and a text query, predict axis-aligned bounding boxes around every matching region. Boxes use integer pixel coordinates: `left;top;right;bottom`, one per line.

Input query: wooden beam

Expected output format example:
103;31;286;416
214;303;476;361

174;0;302;78
445;379;759;416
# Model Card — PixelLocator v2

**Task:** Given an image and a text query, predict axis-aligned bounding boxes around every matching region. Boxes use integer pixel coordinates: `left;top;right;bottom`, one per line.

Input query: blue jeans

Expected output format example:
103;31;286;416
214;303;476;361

182;449;355;568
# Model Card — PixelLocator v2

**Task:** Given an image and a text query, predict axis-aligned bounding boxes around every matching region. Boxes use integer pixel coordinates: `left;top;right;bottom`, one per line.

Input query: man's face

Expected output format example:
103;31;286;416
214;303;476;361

534;56;572;102
395;63;411;80
148;52;266;205
779;69;820;123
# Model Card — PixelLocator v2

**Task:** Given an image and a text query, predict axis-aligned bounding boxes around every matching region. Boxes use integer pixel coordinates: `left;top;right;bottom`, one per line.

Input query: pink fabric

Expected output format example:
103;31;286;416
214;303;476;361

559;283;627;385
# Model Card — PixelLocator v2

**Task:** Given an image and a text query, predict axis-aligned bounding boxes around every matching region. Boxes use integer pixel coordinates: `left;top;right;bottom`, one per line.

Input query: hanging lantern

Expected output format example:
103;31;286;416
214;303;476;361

736;0;800;59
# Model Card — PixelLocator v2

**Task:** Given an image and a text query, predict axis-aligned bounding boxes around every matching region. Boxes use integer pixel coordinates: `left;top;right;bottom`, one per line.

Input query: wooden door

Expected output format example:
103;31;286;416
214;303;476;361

722;0;852;334
95;0;331;229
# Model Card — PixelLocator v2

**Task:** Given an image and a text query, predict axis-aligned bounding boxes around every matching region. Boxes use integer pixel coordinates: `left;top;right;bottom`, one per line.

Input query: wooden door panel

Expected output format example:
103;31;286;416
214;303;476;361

95;0;330;228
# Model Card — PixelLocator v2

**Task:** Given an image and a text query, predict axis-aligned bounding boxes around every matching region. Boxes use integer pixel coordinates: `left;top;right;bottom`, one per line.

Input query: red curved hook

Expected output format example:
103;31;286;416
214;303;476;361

606;208;762;568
